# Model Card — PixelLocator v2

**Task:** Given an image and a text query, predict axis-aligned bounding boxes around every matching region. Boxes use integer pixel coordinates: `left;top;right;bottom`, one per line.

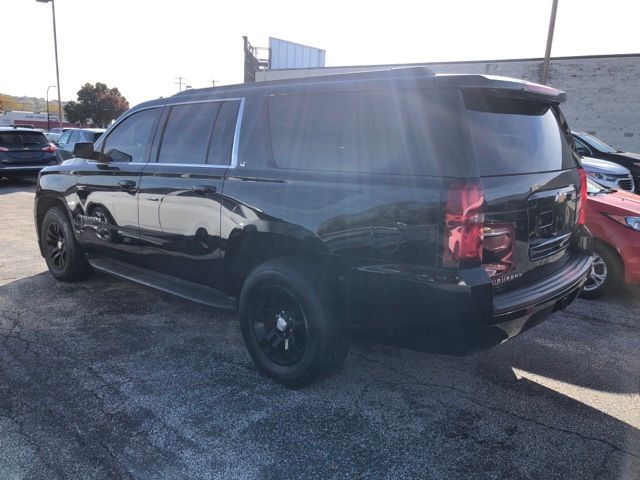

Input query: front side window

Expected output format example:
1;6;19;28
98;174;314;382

102;108;159;163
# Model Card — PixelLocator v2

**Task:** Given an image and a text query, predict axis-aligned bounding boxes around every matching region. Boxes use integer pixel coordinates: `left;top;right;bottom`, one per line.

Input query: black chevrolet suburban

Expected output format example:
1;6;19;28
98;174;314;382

35;67;593;385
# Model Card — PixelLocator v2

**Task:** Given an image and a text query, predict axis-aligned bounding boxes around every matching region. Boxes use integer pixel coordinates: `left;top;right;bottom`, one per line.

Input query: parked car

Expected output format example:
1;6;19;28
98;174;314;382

581;179;640;298
55;128;105;160
580;156;635;191
0;127;58;179
572;131;640;192
34;68;593;385
46;127;72;143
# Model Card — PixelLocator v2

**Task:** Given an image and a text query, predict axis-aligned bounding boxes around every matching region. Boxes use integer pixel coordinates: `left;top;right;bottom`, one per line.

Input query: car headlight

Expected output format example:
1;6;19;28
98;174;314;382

586;171;618;183
607;214;640;231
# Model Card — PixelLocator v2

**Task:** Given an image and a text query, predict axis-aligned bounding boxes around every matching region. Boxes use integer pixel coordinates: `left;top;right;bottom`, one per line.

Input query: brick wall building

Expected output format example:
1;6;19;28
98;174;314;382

256;53;640;152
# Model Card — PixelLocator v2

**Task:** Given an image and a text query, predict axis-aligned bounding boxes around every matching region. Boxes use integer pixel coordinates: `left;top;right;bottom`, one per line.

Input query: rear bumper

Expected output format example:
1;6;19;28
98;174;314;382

477;252;593;348
345;230;593;353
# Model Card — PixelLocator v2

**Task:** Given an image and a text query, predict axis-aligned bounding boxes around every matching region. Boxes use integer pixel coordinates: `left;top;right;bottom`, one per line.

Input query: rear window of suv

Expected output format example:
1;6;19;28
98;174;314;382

463;92;577;176
0;131;48;148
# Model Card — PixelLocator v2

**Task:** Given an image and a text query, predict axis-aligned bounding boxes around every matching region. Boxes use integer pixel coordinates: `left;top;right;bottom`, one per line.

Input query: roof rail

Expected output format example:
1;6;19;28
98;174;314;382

173;66;436;97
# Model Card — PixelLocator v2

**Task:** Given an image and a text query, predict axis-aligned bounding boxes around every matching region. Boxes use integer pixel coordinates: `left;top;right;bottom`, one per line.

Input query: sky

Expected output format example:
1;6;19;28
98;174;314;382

3;0;640;106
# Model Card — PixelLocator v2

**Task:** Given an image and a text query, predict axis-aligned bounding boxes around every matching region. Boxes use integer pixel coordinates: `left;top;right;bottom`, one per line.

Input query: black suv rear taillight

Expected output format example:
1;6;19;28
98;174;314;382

441;179;485;268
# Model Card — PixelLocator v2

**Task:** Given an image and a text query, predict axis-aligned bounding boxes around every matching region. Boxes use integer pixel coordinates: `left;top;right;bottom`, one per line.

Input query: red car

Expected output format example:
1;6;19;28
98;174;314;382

581;179;640;298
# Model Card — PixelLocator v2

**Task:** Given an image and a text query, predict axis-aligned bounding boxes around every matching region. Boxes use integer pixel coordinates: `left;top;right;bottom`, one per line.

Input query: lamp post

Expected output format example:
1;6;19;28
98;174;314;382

541;0;559;85
37;0;63;128
46;84;56;131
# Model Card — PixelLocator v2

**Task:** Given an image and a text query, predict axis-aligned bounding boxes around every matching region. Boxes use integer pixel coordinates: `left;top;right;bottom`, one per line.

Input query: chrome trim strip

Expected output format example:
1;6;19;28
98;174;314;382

0;165;47;170
231;98;245;168
530;232;572;249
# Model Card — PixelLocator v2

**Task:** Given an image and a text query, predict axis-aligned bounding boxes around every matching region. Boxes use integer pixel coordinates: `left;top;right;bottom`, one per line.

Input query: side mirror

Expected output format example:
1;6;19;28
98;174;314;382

105;148;132;163
73;142;96;158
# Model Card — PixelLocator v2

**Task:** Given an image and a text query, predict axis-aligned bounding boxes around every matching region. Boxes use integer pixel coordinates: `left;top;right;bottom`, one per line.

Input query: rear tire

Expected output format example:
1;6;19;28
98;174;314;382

40;206;91;282
580;242;623;299
239;258;350;386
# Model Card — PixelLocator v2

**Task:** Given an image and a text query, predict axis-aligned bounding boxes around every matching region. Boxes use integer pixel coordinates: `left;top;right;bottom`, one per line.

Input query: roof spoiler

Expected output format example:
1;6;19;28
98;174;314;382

435;74;566;103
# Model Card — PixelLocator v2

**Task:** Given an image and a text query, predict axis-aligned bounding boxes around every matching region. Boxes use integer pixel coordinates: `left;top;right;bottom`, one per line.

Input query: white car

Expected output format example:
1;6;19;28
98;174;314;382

580;156;635;192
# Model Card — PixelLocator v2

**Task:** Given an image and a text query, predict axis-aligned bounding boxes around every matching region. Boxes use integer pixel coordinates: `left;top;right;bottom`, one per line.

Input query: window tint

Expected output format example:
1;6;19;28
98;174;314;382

102;108;158;163
463;92;577;176
0;131;48;148
158;103;219;164
268;90;445;175
207;101;240;165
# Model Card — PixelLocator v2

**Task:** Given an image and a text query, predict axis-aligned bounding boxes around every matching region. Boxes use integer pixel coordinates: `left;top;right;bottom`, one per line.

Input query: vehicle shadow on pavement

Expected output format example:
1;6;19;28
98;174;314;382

0;271;638;479
0;177;37;195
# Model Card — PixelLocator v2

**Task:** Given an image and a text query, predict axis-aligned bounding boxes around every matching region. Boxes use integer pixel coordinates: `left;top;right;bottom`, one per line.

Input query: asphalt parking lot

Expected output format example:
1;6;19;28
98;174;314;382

0;178;639;480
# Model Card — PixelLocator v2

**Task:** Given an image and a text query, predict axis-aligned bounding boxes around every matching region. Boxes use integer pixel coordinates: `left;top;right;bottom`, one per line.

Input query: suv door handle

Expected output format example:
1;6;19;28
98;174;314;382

191;185;217;195
118;179;137;191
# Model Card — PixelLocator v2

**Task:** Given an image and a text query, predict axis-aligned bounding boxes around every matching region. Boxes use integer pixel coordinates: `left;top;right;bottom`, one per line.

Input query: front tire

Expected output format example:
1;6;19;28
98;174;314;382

580;242;623;299
239;258;350;386
40;206;91;282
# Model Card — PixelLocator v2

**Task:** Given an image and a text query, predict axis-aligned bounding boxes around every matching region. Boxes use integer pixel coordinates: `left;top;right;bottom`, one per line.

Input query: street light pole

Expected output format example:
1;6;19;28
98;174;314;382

541;0;559;85
37;0;63;128
46;84;56;131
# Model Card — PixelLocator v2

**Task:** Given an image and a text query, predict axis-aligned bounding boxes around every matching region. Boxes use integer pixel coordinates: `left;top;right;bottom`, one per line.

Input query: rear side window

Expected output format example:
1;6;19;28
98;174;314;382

0;131;48;148
463;92;577;176
157;100;240;165
268;90;449;175
158;103;219;164
207;101;240;165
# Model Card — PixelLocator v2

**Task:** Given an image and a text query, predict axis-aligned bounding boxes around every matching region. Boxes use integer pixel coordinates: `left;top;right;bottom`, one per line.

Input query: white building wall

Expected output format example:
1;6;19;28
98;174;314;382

256;55;640;152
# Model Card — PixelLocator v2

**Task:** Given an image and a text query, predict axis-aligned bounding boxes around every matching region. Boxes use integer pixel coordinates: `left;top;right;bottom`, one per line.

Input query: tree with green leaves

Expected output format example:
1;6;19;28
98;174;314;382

64;82;129;128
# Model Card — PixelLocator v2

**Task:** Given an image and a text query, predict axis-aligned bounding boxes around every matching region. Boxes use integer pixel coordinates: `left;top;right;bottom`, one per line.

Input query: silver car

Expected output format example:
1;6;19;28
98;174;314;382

45;127;72;143
580;156;635;191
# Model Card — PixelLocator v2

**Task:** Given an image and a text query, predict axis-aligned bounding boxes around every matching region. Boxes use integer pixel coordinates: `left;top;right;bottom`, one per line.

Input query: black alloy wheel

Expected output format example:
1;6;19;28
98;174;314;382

250;285;309;367
40;206;91;282
45;220;68;272
239;257;350;386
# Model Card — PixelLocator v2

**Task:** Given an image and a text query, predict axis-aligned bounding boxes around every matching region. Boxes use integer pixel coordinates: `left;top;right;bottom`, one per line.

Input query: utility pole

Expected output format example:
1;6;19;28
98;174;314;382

175;76;185;92
541;0;559;85
37;0;63;127
210;79;217;87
